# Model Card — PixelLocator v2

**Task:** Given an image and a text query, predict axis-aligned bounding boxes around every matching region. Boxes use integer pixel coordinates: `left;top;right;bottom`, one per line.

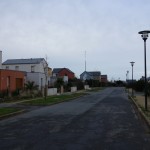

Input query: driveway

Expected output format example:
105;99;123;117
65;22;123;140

0;87;150;150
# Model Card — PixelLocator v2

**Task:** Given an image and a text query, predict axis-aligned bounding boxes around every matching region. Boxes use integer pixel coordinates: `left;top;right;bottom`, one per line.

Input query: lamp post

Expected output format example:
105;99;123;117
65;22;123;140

130;62;135;97
126;70;129;93
138;30;150;111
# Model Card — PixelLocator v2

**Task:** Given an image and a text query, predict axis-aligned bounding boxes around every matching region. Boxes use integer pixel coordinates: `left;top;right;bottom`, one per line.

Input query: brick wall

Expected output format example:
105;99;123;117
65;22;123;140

0;70;25;92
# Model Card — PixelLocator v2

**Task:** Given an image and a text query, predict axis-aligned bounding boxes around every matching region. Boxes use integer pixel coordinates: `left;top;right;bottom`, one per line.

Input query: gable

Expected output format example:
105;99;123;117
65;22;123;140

59;68;74;74
53;68;74;74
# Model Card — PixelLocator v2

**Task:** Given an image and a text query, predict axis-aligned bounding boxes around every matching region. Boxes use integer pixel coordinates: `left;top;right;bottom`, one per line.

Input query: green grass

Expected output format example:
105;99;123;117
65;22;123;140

22;93;86;105
0;107;22;116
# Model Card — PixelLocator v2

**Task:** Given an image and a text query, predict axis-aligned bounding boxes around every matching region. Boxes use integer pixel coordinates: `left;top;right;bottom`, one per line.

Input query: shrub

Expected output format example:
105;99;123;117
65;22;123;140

0;90;8;98
133;80;145;92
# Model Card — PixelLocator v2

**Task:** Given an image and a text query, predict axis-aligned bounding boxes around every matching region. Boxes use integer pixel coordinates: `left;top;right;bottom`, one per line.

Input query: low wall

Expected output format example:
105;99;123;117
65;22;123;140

84;85;90;90
47;88;57;96
71;86;77;93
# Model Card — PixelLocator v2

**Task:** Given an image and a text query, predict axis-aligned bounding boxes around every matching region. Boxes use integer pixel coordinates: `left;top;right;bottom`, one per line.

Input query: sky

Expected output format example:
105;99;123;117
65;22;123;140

0;0;150;81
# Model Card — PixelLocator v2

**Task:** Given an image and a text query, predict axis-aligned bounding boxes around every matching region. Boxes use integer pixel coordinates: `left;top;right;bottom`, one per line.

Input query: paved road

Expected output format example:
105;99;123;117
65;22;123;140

0;87;150;150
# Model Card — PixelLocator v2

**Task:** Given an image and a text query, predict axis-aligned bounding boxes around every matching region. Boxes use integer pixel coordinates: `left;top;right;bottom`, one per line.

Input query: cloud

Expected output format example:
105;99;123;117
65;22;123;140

0;0;150;80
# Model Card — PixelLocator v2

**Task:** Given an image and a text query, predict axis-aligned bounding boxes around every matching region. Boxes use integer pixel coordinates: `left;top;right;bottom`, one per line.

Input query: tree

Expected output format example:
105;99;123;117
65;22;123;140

42;56;48;100
25;81;38;95
133;80;145;92
54;78;64;93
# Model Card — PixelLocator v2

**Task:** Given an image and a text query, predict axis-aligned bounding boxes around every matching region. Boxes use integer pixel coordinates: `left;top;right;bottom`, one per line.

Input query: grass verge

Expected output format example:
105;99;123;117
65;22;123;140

0;107;22;117
22;92;86;106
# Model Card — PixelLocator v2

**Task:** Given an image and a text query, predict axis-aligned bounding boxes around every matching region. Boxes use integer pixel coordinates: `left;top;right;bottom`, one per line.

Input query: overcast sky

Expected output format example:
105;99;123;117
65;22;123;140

0;0;150;81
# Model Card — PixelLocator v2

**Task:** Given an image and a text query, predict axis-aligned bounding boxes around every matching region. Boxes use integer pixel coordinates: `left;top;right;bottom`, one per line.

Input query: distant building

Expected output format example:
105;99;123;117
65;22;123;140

140;76;150;81
80;71;101;81
52;68;75;79
49;68;75;86
101;75;108;83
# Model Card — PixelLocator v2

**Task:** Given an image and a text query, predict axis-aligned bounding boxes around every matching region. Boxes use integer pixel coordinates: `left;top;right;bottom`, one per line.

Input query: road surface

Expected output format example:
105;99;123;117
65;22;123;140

0;87;150;150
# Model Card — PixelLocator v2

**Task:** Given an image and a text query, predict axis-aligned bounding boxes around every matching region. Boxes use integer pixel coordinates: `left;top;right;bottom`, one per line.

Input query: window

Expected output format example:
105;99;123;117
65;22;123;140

15;66;19;71
31;66;35;72
6;66;9;70
7;76;10;88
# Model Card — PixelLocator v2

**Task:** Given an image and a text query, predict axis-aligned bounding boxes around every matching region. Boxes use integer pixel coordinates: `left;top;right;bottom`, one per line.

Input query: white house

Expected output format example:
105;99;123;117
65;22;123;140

2;58;48;90
2;58;47;73
0;51;2;69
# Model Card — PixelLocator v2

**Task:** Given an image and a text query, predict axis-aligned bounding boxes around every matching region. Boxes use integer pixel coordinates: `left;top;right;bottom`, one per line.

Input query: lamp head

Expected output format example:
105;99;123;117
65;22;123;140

130;61;135;66
138;30;150;41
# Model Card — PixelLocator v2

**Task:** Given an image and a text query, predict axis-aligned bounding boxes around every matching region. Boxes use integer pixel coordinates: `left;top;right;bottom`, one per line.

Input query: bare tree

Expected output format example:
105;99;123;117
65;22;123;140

42;55;48;100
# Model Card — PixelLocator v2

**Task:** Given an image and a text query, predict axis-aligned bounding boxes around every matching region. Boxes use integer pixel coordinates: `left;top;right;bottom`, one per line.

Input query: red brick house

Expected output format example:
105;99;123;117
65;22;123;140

52;68;75;79
101;75;108;83
0;69;25;93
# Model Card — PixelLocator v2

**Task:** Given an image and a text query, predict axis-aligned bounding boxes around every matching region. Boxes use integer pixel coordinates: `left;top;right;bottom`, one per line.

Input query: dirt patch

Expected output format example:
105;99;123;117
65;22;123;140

135;95;150;108
134;95;150;122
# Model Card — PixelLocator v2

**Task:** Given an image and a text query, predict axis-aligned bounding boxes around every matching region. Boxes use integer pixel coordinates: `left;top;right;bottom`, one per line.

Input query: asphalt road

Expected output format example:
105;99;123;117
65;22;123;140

0;87;150;150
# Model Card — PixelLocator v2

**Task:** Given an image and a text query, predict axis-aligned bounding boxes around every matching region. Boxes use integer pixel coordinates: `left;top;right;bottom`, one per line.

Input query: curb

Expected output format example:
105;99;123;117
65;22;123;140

0;109;26;120
129;95;150;128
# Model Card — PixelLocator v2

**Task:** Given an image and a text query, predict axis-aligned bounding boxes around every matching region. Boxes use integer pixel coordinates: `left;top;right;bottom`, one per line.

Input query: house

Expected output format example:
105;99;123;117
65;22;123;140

49;68;75;86
0;51;2;69
2;58;49;90
52;68;75;79
0;51;25;95
0;69;25;94
2;58;47;73
101;75;108;83
80;71;101;81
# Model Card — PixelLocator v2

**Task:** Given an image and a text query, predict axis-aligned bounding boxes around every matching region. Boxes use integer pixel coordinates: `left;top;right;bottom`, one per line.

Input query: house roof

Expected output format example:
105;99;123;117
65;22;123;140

88;71;101;76
80;71;101;77
101;75;107;78
53;68;74;74
2;58;45;65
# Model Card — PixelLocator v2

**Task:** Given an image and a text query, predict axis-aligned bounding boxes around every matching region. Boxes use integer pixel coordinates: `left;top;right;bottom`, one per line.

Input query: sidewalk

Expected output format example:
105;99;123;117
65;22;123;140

0;97;43;108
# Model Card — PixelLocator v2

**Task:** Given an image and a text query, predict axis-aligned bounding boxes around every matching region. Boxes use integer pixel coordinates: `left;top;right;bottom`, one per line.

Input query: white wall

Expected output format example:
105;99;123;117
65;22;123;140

0;51;2;69
2;60;47;73
71;87;77;92
47;88;57;95
84;85;90;90
63;76;68;83
26;72;46;90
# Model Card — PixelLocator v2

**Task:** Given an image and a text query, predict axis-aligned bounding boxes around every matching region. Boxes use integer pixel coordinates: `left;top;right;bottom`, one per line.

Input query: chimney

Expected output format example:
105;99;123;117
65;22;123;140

0;50;2;69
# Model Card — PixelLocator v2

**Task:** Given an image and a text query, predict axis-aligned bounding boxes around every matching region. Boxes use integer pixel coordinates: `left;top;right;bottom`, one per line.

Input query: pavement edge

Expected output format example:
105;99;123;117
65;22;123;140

0;109;25;120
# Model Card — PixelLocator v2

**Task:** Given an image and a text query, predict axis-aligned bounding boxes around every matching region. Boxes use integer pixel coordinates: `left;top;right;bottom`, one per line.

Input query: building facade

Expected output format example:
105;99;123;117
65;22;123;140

2;58;48;90
52;68;75;79
101;75;108;83
0;69;25;93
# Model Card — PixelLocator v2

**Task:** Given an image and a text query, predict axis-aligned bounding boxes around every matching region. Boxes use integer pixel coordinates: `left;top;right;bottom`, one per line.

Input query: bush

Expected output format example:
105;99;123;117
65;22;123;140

85;79;100;87
12;89;20;97
0;90;9;98
133;80;145;92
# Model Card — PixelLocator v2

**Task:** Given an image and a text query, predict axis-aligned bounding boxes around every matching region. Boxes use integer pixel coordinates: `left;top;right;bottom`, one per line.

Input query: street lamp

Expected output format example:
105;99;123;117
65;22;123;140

138;30;150;111
130;62;135;97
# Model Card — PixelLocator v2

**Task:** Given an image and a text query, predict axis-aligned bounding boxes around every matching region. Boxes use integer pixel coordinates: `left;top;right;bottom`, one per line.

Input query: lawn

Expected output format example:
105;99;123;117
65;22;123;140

22;92;86;105
0;107;22;117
